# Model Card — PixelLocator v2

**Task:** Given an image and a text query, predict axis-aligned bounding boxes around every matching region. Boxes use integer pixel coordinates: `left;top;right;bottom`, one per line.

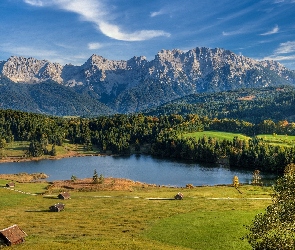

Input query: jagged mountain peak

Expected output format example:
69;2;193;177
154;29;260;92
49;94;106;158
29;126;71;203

85;54;127;70
1;46;295;114
1;56;63;83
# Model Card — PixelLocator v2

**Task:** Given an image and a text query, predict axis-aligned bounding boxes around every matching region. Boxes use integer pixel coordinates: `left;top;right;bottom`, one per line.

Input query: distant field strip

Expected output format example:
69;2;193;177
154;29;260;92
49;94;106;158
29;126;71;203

182;131;250;141
207;197;271;200
183;131;295;147
257;134;295;147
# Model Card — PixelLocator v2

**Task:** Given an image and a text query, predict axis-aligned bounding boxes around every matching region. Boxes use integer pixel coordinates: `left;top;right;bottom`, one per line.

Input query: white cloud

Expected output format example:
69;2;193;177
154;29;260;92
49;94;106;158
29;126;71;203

0;43;58;61
98;22;170;41
23;0;44;6
88;42;103;50
150;10;165;17
260;25;279;35
23;0;170;41
222;28;245;36
263;54;295;61
262;40;295;66
0;43;89;65
274;0;295;3
275;41;295;54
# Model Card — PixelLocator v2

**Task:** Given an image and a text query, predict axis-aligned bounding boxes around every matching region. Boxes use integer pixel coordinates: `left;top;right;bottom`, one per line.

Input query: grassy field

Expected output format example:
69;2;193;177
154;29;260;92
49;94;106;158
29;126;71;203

0;178;273;250
257;134;295;147
182;131;251;141
0;140;102;162
183;131;295;147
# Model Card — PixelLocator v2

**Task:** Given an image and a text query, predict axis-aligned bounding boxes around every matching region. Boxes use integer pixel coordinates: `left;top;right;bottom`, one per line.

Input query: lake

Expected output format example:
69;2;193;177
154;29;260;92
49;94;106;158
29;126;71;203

0;155;276;187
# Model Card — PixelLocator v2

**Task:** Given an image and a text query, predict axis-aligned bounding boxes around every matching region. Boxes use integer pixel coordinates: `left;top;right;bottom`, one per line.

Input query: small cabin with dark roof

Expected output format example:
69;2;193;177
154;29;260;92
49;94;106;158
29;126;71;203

174;192;184;200
58;192;70;200
6;182;15;188
0;224;27;246
49;203;65;212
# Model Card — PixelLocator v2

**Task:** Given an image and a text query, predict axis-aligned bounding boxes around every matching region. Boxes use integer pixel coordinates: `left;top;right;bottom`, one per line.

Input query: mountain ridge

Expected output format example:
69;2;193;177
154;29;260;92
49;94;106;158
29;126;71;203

0;46;295;115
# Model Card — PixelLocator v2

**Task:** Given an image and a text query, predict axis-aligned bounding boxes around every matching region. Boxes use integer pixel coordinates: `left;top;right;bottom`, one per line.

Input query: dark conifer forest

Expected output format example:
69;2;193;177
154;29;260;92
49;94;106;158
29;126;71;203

1;106;295;174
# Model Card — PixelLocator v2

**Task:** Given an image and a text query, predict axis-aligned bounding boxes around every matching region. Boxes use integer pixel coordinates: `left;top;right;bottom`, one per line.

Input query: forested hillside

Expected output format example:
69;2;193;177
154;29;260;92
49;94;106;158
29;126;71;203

1;109;295;174
0;77;115;116
144;86;295;123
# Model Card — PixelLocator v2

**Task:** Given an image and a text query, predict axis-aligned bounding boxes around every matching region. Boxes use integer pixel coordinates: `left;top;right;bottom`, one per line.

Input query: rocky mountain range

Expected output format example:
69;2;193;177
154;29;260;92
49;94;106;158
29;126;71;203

0;47;295;116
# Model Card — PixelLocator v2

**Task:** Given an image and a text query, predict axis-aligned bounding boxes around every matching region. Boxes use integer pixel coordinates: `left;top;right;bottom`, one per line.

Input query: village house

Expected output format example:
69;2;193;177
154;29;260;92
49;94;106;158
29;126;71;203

49;203;65;212
6;182;15;188
174;192;184;200
0;225;27;246
58;192;70;200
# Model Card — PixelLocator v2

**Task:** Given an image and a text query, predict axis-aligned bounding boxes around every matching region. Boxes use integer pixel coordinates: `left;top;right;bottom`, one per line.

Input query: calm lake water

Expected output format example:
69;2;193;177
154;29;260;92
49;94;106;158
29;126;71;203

0;155;276;187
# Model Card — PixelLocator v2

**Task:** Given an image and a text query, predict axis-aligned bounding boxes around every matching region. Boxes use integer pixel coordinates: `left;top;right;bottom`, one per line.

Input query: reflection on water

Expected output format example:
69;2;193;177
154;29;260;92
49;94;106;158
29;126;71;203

0;155;276;187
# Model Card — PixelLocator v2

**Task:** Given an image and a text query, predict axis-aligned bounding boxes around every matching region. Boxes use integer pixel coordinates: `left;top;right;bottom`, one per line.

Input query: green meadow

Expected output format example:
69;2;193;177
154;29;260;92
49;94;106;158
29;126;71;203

0;140;101;160
256;134;295;147
0;178;273;250
182;131;251;141
183;131;295;147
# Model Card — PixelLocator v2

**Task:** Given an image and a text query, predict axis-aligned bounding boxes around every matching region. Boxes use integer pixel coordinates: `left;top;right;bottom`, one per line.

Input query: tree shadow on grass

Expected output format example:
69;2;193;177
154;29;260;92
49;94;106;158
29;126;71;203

42;196;59;199
25;209;51;213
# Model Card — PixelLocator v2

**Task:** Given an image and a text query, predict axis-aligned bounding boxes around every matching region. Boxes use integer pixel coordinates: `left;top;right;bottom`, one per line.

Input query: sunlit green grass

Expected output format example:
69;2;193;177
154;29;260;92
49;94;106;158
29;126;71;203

0;140;102;160
144;209;260;250
182;131;295;148
257;134;295;147
182;131;250;141
1;141;29;157
0;181;272;250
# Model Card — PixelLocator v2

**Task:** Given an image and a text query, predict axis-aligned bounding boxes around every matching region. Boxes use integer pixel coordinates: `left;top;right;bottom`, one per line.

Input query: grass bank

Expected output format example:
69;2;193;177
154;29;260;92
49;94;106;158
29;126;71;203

0;140;103;163
0;178;272;250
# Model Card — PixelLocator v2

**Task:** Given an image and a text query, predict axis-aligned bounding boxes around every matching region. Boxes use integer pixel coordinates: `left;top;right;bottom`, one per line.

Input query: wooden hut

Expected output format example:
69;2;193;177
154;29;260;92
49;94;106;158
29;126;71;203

49;203;65;212
6;182;15;188
58;192;70;200
0;225;27;246
174;192;183;200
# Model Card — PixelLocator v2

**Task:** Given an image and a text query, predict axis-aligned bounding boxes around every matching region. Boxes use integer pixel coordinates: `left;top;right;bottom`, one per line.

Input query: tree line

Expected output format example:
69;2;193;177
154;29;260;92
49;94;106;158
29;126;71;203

145;85;295;124
1;109;295;173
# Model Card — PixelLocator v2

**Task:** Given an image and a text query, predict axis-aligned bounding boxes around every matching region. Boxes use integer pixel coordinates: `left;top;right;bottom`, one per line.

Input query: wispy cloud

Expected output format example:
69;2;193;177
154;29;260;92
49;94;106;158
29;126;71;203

88;42;104;50
260;25;279;35
98;22;170;41
221;22;259;36
274;0;295;3
150;10;165;17
263;54;295;61
0;43;88;65
222;29;245;36
24;0;44;6
262;40;295;64
23;0;170;41
0;43;58;60
275;41;295;54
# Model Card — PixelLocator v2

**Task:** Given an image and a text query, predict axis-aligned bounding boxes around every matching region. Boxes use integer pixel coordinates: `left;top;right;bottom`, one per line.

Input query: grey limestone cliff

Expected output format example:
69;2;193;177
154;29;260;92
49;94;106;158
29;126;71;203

1;47;294;113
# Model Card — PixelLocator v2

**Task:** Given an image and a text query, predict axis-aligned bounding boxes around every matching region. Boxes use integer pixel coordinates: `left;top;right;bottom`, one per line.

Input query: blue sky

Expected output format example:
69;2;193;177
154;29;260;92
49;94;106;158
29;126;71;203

0;0;295;69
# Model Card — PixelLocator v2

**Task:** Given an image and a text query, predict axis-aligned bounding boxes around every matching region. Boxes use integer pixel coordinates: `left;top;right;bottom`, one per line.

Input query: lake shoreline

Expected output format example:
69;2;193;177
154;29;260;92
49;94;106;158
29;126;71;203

0;151;271;187
0;150;110;164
